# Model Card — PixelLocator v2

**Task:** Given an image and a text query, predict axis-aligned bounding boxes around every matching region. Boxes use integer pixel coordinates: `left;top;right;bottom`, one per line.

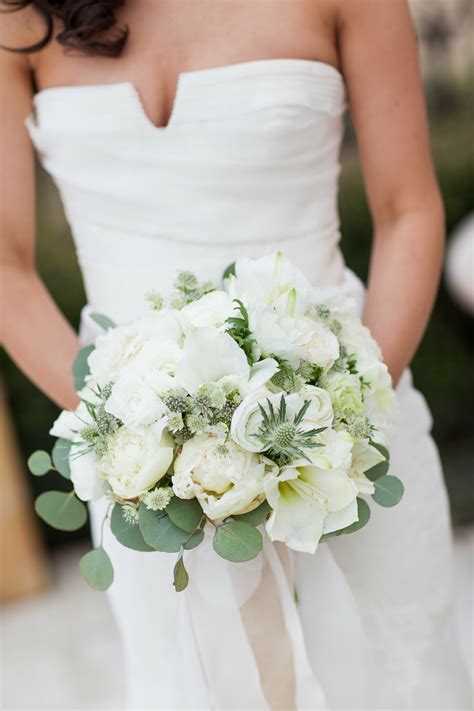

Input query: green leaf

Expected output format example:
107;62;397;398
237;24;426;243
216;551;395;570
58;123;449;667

35;491;87;531
166;497;203;533
213;521;263;562
222;261;236;280
52;439;72;479
89;313;116;331
139;505;203;553
79;547;114;591
233;500;271;526
173;547;189;592
339;498;371;535
110;504;153;552
369;441;390;462
73;344;95;391
365;458;389;481
372;475;404;508
27;450;52;476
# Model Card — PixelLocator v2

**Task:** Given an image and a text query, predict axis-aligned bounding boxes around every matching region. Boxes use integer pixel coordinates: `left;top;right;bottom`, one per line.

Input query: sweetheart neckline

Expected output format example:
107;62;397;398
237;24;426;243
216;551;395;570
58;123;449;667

30;58;344;131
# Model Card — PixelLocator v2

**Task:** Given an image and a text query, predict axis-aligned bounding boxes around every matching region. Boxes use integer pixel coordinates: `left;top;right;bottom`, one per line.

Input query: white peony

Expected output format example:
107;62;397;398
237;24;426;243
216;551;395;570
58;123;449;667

264;460;359;553
172;433;269;520
98;427;174;499
104;373;168;430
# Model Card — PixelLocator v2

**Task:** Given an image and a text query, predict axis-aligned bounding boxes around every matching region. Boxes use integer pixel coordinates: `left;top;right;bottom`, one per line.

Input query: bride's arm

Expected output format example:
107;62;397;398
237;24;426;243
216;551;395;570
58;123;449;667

337;0;444;386
0;42;80;410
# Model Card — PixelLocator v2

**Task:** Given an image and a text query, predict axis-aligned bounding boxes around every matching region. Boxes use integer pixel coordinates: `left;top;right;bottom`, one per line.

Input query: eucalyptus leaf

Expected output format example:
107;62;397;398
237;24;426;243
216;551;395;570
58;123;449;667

222;261;236;280
110;504;153;552
80;547;114;591
233;500;271;526
52;439;72;479
27;450;52;476
35;491;87;531
90;312;116;331
339;498;371;535
372;475;404;508
213;521;263;562
173;547;189;592
365;459;389;482
166;497;203;533
73;344;95;391
139;505;203;553
370;441;390;462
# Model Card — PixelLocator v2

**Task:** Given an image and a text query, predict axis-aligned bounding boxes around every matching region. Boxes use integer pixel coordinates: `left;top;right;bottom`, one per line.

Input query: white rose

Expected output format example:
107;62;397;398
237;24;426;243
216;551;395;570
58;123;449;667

179;291;235;331
337;315;381;372
360;362;397;429
134;310;184;345
87;324;142;382
298;385;334;429
98;427;174;499
124;338;183;394
104;373;167;430
172;433;268;520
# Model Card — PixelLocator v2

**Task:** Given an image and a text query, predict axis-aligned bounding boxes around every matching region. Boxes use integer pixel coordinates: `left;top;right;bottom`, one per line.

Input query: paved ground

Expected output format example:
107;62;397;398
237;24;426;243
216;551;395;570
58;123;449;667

1;529;473;710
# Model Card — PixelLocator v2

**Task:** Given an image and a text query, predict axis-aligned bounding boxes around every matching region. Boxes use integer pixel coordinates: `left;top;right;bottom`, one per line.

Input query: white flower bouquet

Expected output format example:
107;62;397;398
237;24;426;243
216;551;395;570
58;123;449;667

28;253;403;591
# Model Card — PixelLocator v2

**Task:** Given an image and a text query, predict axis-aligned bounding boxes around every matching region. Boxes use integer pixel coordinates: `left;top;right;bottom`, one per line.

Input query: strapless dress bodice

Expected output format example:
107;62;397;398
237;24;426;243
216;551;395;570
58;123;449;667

26;59;351;322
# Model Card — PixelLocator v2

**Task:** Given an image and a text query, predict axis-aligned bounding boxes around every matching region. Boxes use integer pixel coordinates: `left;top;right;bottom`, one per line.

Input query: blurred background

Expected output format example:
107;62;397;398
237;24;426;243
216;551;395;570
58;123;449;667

1;0;473;708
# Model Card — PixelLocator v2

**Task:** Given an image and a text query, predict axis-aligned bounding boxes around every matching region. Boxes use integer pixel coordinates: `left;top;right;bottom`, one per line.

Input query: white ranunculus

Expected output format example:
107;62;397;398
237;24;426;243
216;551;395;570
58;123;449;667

324;371;365;420
104;374;167;430
226;252;313;316
179;291;235;331
98;427;174;499
250;308;339;370
172;433;268;520
264;461;359;553
231;388;333;454
69;444;109;502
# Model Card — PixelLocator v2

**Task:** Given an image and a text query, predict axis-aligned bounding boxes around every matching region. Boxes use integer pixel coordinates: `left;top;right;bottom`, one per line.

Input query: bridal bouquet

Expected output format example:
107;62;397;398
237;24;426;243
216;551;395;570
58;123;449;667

28;253;403;591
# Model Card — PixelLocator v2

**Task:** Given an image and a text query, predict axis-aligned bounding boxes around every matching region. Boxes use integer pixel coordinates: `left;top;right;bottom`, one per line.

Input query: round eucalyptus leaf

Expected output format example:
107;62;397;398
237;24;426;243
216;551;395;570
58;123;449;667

73;344;95;391
52;439;72;479
166;497;203;533
80;547;114;591
184;529;204;550
139;505;192;553
370;441;390;462
35;491;88;531
213;521;263;562
233;500;271;527
222;261;236;280
110;504;153;552
365;459;389;482
173;548;189;592
27;450;52;476
339;498;371;535
372;475;404;508
89;312;116;331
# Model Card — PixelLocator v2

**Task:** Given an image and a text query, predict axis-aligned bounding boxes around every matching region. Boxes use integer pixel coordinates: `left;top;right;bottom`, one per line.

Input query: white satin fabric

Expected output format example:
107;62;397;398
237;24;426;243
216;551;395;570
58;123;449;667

26;59;471;709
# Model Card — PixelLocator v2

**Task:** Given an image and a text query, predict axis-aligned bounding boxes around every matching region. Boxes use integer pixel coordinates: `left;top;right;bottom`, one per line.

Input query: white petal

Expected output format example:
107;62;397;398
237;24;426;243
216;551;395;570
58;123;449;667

70;445;108;502
323;498;358;534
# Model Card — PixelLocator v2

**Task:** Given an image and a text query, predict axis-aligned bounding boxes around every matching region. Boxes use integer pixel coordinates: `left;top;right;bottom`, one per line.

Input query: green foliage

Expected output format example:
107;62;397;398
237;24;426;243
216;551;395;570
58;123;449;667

79;547;114;591
27;450;52;476
233;500;271;526
35;491;88;531
89;313;116;331
72;345;95;391
225;299;257;365
320;498;371;541
110;503;153;552
52;438;72;479
138;505;204;553
166;497;204;534
372;476;405;508
213;521;263;562
222;261;236;280
173;547;189;592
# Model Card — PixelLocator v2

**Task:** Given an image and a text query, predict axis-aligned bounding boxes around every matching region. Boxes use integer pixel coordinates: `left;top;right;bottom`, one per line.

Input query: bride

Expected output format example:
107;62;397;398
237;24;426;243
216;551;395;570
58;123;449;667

1;0;471;708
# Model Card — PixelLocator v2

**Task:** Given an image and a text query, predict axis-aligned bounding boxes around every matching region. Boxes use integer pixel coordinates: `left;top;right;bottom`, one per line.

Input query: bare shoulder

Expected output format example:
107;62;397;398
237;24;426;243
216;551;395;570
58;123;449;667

0;2;45;65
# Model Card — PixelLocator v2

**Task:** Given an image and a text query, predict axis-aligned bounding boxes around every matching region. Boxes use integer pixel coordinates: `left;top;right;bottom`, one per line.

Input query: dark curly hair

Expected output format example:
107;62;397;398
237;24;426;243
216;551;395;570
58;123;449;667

3;0;128;56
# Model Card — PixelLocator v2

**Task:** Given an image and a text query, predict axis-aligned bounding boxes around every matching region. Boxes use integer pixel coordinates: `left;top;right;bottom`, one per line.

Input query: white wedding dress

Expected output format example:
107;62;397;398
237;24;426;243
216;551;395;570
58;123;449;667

26;59;471;710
